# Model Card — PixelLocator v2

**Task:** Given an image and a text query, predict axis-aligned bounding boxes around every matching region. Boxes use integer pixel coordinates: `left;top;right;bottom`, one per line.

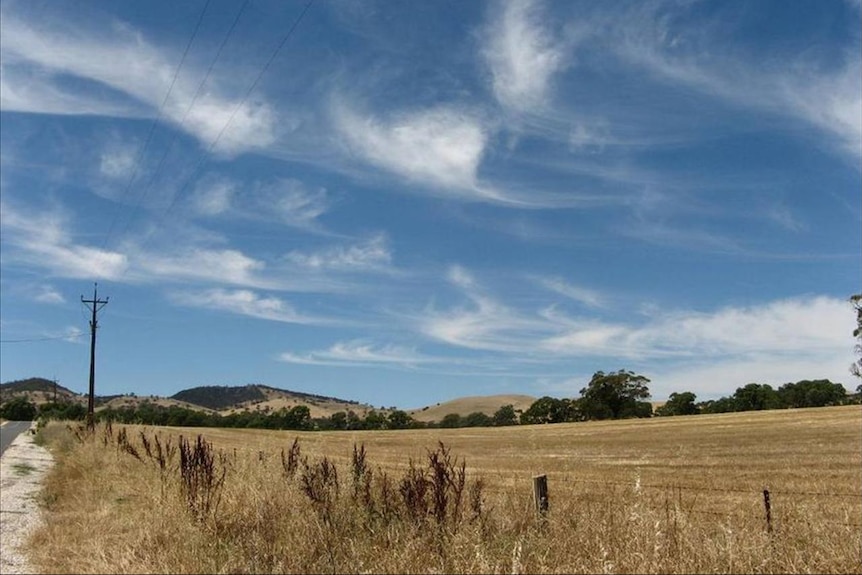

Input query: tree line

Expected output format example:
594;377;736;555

2;370;857;430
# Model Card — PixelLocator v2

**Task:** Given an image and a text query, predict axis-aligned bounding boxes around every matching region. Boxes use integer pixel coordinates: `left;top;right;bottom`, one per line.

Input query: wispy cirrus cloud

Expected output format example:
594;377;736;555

536;276;605;308
482;0;565;113
413;266;853;385
540;296;853;361
99;143;138;181
334;102;508;201
0;61;147;118
191;177;234;217
34;285;66;305
170;288;334;325
610;3;862;160
418;265;555;352
138;248;267;287
286;233;392;272
190;177;332;232
278;339;433;368
0;200;129;280
0;10;275;155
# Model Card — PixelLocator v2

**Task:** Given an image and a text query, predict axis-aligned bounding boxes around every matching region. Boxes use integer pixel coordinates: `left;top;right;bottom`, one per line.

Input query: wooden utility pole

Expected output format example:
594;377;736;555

82;283;109;430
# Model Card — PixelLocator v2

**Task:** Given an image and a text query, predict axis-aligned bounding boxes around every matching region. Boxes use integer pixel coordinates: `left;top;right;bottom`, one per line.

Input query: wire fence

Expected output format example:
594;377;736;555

561;476;862;528
568;476;860;498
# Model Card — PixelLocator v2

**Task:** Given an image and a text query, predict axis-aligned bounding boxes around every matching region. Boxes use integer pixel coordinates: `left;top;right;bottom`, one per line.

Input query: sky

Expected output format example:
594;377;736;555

1;0;860;411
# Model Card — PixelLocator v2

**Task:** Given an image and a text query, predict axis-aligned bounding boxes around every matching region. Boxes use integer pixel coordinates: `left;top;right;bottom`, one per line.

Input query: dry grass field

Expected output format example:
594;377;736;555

27;405;861;574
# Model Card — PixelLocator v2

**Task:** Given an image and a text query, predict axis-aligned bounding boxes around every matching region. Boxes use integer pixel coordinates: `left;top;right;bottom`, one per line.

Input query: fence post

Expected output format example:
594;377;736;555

533;474;549;516
762;487;772;533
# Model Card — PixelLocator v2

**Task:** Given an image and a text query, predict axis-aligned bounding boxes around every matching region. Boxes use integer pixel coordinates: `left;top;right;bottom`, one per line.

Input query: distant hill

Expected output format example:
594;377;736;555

170;384;376;418
409;394;537;423
171;385;267;410
1;378;538;423
0;378;378;418
0;377;80;404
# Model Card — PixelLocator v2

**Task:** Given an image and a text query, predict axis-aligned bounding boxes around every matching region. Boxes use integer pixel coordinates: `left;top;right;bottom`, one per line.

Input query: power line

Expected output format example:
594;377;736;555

138;0;316;253
0;333;86;344
109;0;251;252
100;0;213;252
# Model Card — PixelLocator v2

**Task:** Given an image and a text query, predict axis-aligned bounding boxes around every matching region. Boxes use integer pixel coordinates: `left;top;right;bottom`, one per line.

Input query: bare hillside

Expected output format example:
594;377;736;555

409;394;536;423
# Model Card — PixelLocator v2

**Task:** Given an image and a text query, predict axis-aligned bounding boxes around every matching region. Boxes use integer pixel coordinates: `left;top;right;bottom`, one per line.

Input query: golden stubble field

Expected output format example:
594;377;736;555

29;405;861;574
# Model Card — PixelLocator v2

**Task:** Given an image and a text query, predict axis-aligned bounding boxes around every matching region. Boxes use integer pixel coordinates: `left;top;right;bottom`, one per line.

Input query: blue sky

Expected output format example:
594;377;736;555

1;0;860;410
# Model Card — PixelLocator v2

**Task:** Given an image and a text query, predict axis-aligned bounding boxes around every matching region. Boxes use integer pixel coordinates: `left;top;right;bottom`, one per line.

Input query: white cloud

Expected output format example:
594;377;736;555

171;288;327;325
0;12;274;154
447;264;478;291
537;276;605;308
0;201;128;280
777;63;862;159
541;296;854;362
34;285;66;305
62;326;86;343
419;265;555;351
286;233;391;271
414;269;853;394
191;178;235;217
569;121;611;153
264;180;331;229
335;103;499;198
100;146;137;180
612;6;862;160
0;62;146;118
188;177;331;230
140;248;266;287
482;0;565;112
279;340;431;367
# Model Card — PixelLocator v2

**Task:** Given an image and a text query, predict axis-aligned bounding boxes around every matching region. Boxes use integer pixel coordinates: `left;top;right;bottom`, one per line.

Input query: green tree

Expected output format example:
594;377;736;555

285;405;311;429
492;404;518;426
463;411;493;427
697;396;737;414
346;410;362;430
0;397;37;420
655;391;699;416
363;410;387;430
387;410;413;429
579;370;652;420
520;396;569;424
38;401;86;421
778;380;847;408
733;383;780;411
329;411;347;430
439;413;462;428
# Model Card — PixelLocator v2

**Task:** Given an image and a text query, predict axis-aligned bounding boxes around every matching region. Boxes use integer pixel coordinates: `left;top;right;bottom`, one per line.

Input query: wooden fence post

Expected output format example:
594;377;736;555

533;474;549;516
762;487;772;533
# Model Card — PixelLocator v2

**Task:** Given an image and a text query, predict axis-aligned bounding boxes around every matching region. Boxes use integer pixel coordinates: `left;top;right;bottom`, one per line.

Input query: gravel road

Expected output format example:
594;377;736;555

0;423;53;575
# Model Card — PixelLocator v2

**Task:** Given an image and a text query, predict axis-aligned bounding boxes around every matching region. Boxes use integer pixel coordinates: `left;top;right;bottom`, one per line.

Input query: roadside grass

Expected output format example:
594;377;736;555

27;405;862;574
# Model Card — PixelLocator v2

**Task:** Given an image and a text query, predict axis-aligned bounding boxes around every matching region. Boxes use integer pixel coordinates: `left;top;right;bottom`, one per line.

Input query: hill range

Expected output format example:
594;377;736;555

0;377;537;422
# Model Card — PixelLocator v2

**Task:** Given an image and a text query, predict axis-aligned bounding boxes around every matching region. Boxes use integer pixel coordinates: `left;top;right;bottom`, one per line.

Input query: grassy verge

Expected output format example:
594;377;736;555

28;406;862;573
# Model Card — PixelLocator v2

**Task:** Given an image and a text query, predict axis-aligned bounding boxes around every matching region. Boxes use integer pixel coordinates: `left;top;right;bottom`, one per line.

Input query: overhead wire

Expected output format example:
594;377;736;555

100;0;214;253
109;0;251;252
1;333;86;344
138;0;316;252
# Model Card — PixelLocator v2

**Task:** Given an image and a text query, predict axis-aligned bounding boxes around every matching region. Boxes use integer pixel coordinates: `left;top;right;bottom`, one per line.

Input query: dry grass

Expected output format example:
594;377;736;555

28;405;861;574
408;394;537;422
218;395;375;419
97;396;218;413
